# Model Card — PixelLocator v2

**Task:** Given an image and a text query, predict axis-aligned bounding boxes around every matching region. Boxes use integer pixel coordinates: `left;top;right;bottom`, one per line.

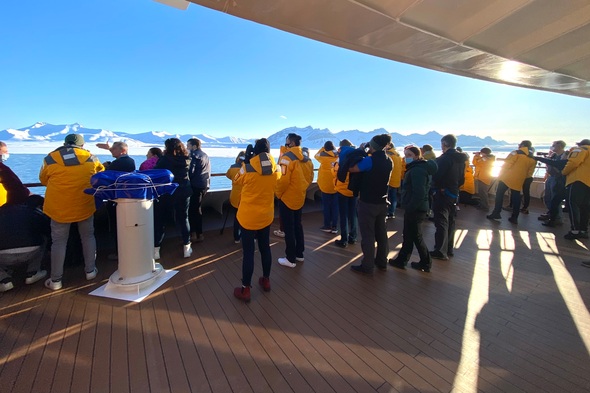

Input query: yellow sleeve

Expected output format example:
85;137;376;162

562;148;587;176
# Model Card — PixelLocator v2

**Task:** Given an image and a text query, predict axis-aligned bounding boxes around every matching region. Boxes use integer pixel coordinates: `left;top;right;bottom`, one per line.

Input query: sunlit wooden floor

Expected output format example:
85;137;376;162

1;200;589;392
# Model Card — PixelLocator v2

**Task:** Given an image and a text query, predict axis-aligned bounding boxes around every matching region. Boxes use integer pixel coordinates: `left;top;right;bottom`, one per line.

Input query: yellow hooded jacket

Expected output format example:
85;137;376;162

226;162;243;209
562;145;590;187
39;146;104;223
236;152;280;230
386;148;404;188
275;146;314;210
314;147;338;194
497;147;536;191
472;154;495;185
0;184;6;207
332;162;353;197
460;159;475;194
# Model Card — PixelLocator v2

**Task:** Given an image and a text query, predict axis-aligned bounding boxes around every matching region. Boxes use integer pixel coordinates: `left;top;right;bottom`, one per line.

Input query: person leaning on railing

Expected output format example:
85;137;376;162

561;138;590;240
40;134;105;291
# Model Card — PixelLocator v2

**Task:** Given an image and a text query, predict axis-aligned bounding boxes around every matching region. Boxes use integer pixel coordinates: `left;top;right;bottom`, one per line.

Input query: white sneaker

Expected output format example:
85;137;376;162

25;270;47;285
295;257;304;262
183;243;193;258
154;247;161;260
45;278;62;291
278;257;296;268
273;230;285;238
85;267;98;280
0;279;14;292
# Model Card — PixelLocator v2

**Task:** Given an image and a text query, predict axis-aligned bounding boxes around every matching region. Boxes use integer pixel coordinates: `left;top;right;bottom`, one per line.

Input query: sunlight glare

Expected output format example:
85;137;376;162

500;251;514;293
519;231;531;249
536;232;590;355
500;230;515;251
452;250;490;392
454;229;469;249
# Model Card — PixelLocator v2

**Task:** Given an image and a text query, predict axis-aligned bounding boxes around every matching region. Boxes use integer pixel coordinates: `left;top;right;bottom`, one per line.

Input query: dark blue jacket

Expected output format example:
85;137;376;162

189;149;211;190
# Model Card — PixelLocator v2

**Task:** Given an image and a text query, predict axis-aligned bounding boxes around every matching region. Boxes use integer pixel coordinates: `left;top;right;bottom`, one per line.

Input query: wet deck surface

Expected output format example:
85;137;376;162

1;199;589;392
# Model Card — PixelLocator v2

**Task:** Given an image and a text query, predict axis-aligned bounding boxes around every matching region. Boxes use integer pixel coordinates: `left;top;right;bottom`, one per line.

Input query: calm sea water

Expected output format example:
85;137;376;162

4;150;547;196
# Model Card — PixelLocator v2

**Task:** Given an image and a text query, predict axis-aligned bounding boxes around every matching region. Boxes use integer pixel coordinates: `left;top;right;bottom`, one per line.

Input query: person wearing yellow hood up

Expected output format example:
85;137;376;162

314;141;339;233
276;133;314;268
233;139;280;302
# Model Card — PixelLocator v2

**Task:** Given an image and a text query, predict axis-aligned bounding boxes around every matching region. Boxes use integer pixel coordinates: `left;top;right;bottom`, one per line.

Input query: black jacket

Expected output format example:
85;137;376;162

432;148;466;196
358;150;393;204
0;204;50;250
402;159;438;213
106;155;136;172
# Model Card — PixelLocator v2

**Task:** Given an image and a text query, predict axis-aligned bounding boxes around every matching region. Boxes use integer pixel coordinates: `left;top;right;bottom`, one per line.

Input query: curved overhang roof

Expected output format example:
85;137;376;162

176;0;590;99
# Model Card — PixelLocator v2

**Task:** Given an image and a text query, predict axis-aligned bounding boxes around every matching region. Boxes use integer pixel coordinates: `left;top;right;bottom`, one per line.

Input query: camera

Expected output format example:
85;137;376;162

244;144;255;163
536;152;549;157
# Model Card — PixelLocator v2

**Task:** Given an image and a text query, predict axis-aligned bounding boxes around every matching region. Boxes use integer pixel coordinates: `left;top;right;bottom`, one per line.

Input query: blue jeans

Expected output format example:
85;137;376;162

279;200;304;262
338;193;358;242
241;225;271;287
387;186;398;215
322;192;339;228
50;216;96;281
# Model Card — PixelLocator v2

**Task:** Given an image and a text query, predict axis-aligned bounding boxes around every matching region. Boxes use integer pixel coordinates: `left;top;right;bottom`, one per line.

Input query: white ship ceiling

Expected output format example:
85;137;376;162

174;0;590;99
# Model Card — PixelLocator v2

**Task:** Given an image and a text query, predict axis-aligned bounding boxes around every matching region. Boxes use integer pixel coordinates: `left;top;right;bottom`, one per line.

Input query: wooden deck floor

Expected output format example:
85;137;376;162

1;200;589;393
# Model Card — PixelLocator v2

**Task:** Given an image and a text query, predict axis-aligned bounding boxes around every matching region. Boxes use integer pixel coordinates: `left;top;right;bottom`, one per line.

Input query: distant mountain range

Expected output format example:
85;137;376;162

1;122;509;150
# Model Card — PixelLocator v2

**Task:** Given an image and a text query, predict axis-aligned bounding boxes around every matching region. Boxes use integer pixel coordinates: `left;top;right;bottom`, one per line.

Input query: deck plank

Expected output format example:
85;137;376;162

1;199;590;392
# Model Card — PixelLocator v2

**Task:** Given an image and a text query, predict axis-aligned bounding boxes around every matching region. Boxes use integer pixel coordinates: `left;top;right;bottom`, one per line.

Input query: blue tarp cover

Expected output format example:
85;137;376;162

85;170;178;201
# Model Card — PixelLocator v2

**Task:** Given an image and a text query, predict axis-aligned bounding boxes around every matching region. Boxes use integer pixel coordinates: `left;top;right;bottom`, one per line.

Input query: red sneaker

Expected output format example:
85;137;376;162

233;286;251;302
258;277;271;292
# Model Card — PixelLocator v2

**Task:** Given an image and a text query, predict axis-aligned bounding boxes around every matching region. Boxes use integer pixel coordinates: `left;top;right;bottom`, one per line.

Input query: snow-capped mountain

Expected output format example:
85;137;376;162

267;126;509;149
0;122;509;151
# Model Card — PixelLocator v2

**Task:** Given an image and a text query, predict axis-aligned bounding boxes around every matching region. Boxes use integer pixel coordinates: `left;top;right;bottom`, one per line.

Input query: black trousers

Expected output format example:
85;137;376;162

397;211;431;268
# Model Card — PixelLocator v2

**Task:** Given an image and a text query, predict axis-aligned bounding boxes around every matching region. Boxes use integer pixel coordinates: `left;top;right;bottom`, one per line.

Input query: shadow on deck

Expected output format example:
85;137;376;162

1;198;589;392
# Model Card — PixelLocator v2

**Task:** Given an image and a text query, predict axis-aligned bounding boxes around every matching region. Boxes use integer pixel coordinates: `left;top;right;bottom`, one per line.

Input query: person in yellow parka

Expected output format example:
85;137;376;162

472;147;495;211
457;148;477;206
332;139;358;248
561;138;590;240
40;134;105;290
233;139;280;302
225;150;246;243
386;142;403;219
487;140;535;224
314;141;339;233
275;133;314;267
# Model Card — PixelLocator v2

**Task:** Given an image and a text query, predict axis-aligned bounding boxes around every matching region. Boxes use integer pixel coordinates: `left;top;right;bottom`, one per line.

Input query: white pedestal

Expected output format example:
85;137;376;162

109;199;164;289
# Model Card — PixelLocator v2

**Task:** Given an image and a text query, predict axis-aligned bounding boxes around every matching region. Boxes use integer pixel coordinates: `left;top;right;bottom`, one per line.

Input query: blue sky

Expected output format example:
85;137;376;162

1;0;589;144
